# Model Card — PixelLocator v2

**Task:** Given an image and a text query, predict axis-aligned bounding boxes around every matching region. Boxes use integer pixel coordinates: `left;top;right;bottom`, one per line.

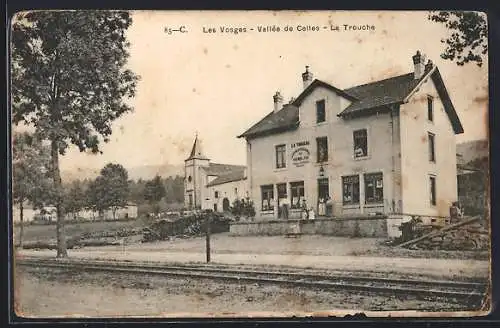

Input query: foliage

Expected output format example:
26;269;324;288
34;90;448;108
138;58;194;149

164;175;185;204
12;132;55;208
428;11;488;67
89;163;130;219
231;198;256;219
12;132;55;246
11;11;139;257
143;175;166;215
63;180;86;218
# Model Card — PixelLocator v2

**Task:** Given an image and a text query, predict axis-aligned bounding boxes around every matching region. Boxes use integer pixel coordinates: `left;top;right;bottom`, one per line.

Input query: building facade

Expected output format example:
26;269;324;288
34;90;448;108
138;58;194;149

239;51;464;220
184;135;248;212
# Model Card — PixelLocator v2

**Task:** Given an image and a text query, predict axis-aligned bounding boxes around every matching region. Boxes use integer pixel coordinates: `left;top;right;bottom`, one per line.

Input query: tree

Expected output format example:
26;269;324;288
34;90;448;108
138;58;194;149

12;132;54;247
63;180;86;220
11;12;139;257
144;175;166;216
92;163;130;220
428;11;488;67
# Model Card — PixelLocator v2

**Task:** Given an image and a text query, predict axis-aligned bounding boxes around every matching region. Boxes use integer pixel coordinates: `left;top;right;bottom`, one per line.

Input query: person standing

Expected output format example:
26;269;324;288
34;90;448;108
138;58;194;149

301;199;308;220
281;197;290;220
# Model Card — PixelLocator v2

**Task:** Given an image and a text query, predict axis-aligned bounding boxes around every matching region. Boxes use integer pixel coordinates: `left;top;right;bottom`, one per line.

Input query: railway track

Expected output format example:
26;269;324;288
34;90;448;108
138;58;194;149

17;257;486;302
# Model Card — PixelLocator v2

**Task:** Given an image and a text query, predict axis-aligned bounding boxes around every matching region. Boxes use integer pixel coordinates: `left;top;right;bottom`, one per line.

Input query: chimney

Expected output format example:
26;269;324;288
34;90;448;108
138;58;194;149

302;65;313;89
425;59;434;72
412;50;427;80
273;91;284;113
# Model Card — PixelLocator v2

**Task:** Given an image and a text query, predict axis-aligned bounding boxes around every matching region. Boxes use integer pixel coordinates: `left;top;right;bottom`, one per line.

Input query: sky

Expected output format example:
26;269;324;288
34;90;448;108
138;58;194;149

35;11;489;173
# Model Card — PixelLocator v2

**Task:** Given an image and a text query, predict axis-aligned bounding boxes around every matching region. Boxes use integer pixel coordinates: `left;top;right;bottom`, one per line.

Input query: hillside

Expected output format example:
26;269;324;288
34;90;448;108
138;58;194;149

61;164;184;182
456;140;488;165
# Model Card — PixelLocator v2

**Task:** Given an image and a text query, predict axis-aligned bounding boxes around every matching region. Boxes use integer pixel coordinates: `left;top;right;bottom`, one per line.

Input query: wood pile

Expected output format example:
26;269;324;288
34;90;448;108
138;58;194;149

399;217;489;251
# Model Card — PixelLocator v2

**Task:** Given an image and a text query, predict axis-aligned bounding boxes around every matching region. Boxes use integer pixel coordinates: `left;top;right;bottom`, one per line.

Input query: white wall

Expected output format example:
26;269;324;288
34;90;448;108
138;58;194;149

399;75;458;217
203;179;249;212
184;158;210;209
247;85;400;219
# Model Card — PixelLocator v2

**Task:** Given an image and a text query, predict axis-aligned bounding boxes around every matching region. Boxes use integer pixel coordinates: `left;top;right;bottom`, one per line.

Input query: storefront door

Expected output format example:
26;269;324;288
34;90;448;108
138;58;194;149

318;178;329;216
277;183;287;218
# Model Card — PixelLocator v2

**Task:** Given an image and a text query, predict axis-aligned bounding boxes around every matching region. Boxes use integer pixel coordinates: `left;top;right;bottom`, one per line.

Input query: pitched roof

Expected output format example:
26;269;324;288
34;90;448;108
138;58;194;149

237;104;300;139
185;135;209;161
203;163;246;176
339;72;423;116
206;168;247;187
238;66;464;139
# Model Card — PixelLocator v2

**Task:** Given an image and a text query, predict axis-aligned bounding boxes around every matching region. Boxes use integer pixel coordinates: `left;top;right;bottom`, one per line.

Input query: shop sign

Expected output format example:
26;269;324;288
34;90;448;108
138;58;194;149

291;147;310;167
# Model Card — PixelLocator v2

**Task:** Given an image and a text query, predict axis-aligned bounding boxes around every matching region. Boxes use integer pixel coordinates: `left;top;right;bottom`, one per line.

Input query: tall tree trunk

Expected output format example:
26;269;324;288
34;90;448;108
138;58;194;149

51;140;67;258
19;200;24;248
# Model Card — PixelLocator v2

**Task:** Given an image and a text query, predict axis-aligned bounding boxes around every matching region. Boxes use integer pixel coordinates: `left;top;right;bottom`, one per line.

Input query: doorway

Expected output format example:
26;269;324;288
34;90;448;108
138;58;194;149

213;204;218;212
318;178;329;216
222;198;230;212
277;183;287;218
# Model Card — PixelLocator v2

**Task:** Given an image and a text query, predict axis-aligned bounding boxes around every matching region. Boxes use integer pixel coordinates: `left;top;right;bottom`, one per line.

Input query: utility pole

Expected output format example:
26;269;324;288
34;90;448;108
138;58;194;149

205;211;211;263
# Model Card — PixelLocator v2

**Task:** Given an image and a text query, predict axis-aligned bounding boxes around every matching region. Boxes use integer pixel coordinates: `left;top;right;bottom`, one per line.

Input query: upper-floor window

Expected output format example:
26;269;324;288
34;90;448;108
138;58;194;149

316;99;326;123
429;176;437;206
234;187;238;195
428;132;436;162
316;136;328;163
353;129;368;158
214;191;219;199
364;172;383;204
427;95;434;122
342;175;360;205
275;144;286;169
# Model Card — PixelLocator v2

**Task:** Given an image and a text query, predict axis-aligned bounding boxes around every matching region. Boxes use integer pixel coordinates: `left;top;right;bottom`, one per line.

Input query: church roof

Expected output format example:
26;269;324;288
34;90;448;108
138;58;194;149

203;163;246;176
185;135;209;161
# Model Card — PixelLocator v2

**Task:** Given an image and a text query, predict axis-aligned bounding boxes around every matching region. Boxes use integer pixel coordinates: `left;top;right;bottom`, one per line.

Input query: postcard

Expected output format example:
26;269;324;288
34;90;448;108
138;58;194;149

10;10;490;318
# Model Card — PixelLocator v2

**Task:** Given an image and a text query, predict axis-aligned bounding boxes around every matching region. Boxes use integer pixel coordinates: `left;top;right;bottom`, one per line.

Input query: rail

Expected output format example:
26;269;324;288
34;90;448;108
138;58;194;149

17;257;487;302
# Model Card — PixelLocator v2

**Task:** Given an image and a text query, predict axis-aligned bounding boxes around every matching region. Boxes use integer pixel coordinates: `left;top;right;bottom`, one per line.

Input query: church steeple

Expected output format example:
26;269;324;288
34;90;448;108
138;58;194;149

186;133;209;161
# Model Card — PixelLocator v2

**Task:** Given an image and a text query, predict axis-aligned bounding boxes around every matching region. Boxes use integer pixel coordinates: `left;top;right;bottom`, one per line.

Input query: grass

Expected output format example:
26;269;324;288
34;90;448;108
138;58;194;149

13;217;151;243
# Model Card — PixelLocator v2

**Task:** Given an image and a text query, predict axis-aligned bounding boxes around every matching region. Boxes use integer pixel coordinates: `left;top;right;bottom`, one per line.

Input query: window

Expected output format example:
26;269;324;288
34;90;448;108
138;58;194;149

290;181;305;209
277;183;287;200
234;187;238;195
316;137;328;162
188;176;192;182
261;185;274;211
275;144;286;169
353;129;368;158
188;194;193;207
428;132;436;162
429;176;436;206
364;173;383;204
342;175;360;205
214;191;219;199
316;99;326;123
427;95;434;122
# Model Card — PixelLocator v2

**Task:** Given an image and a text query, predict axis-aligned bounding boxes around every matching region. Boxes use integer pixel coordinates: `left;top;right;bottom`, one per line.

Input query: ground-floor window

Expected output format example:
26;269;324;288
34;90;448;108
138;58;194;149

430;176;437;206
364;172;383;204
342;175;360;205
290;181;305;209
261;185;274;211
188;194;193;207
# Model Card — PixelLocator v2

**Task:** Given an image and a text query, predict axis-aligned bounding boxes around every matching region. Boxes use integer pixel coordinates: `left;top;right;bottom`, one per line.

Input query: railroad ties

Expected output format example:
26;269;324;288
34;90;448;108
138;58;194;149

17;257;486;303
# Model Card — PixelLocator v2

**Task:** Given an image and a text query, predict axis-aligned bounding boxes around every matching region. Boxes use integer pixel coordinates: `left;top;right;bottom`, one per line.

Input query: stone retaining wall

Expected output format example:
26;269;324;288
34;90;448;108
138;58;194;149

229;217;388;238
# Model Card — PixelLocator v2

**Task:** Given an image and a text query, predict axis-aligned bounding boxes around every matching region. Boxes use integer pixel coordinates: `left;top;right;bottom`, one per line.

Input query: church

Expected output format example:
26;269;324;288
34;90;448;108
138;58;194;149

184;135;248;212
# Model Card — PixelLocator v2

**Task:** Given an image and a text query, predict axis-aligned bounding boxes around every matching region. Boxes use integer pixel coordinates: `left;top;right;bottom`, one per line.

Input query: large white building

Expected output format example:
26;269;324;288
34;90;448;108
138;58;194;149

184;135;248;212
238;51;464;220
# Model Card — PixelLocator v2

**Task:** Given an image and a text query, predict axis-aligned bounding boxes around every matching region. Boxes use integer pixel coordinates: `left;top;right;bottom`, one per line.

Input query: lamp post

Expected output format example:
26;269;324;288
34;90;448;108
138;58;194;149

205;211;211;263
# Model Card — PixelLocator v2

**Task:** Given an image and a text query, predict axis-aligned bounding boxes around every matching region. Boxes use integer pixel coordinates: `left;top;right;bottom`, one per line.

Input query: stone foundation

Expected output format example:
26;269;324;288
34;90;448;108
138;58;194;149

229;216;388;238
